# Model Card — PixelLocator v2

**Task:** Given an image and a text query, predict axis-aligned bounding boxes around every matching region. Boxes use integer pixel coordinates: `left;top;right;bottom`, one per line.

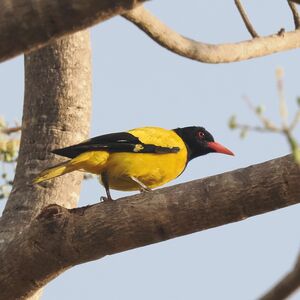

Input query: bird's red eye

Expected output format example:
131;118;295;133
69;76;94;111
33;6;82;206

198;131;205;139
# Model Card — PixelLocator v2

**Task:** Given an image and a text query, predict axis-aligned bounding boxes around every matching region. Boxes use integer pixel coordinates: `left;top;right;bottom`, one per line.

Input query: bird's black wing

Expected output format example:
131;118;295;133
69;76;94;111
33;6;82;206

52;132;180;158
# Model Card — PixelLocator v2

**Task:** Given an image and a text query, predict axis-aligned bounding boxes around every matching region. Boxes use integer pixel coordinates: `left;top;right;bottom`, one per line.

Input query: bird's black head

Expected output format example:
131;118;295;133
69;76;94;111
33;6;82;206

174;126;234;161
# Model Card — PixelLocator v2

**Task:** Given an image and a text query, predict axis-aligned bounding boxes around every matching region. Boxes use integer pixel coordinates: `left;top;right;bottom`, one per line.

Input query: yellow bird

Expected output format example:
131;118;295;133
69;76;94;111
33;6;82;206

33;126;234;200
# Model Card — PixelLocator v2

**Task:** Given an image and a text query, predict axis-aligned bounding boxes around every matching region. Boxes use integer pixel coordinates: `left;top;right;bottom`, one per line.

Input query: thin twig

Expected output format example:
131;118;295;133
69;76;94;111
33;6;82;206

235;124;280;133
234;0;259;38
276;69;289;129
1;126;21;135
260;253;300;300
290;110;300;131
243;96;280;131
288;1;300;29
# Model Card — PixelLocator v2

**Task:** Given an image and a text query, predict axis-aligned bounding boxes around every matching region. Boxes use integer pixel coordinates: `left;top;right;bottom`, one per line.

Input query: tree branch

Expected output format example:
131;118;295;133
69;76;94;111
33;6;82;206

260;253;300;300
234;0;259;38
1;155;299;299
122;6;300;64
288;1;300;29
0;126;21;135
0;0;147;63
290;0;300;6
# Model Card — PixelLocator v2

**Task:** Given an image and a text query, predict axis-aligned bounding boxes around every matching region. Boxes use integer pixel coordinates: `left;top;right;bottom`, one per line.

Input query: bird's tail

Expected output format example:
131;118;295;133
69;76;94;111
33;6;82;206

33;160;76;184
33;151;110;184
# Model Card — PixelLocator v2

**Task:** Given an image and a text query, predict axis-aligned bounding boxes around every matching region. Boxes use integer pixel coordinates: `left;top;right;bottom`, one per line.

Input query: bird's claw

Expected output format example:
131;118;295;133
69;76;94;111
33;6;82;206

140;187;152;194
100;196;113;202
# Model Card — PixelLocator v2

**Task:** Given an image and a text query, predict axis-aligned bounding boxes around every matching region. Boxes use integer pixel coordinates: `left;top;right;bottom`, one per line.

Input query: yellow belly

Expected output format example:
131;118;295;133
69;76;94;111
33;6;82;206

104;151;187;191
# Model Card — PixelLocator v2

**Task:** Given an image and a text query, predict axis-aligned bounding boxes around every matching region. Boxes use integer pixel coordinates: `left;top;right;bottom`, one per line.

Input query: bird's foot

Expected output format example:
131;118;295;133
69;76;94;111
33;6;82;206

100;196;113;202
140;186;152;194
130;176;152;193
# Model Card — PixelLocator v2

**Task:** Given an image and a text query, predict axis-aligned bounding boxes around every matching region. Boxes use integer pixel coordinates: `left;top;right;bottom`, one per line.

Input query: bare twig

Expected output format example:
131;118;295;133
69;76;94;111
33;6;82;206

276;68;289;129
260;253;300;300
234;0;259;38
230;70;300;165
232;124;278;133
243;96;280;131
288;0;300;29
290;110;300;131
1;126;21;135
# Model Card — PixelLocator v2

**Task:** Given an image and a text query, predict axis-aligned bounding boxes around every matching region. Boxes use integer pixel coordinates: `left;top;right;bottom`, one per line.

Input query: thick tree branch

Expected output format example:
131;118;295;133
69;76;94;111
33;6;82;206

0;0;147;63
260;253;300;300
0;155;299;299
122;6;300;64
234;0;259;38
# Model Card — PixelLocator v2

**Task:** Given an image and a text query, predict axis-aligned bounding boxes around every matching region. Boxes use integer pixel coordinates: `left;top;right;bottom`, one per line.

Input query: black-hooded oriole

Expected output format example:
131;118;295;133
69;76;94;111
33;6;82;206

33;126;234;200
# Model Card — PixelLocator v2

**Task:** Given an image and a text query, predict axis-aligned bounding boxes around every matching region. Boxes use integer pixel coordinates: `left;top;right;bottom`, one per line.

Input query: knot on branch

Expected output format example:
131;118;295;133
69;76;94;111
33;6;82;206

37;204;66;220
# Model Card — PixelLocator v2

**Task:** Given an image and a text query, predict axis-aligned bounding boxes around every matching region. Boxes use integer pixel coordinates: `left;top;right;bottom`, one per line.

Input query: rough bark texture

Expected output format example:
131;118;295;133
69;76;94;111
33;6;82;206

123;6;300;63
0;0;146;62
0;30;92;300
0;154;299;299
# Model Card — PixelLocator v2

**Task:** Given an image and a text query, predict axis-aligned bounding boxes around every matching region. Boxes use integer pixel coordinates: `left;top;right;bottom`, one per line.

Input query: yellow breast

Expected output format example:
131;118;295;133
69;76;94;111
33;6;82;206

104;127;188;191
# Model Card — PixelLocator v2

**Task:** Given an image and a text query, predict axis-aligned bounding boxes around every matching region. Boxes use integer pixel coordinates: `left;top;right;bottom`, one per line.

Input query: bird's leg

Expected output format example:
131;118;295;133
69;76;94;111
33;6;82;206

130;176;152;193
100;173;113;202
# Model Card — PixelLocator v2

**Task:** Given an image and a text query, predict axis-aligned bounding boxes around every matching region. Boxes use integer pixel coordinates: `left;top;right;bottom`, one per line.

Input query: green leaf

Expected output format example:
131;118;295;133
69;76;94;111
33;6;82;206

255;105;265;115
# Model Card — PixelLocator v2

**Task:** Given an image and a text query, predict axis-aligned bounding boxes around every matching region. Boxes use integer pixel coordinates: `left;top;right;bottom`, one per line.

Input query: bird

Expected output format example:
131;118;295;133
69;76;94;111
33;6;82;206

33;126;234;201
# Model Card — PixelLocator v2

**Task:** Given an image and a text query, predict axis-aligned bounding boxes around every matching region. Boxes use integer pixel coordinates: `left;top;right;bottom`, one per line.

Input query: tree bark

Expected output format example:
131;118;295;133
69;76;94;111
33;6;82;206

0;30;92;300
0;0;146;62
0;154;299;299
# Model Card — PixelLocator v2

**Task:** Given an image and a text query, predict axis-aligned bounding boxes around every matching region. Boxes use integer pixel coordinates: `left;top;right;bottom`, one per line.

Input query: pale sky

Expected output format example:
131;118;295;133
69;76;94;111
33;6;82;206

1;1;300;299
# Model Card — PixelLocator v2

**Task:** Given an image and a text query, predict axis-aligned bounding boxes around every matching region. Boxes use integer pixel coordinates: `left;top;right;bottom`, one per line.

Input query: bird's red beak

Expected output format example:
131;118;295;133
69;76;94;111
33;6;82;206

207;142;234;156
